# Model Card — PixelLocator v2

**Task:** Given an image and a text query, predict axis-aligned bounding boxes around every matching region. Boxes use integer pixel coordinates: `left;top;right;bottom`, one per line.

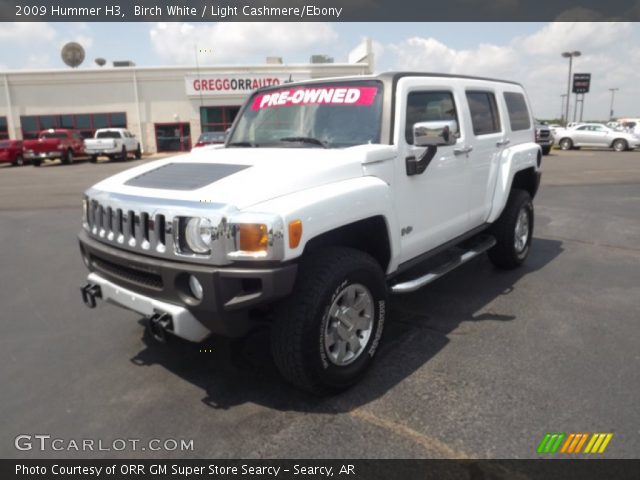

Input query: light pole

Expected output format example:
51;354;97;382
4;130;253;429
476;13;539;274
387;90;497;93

609;88;619;121
560;94;568;124
562;51;581;126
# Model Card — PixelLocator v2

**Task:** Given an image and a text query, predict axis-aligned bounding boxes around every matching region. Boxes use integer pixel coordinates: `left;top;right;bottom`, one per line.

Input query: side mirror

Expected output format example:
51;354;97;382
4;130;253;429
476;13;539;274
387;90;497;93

413;120;458;147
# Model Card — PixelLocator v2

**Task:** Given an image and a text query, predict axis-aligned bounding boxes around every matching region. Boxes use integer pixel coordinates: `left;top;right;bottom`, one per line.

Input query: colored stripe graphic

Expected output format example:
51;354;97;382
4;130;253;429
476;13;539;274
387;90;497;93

540;433;613;454
584;433;613;454
538;433;565;454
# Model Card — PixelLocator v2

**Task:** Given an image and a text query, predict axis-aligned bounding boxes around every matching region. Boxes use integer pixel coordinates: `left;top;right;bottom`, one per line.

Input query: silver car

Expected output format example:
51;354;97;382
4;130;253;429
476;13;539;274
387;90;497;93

555;123;640;152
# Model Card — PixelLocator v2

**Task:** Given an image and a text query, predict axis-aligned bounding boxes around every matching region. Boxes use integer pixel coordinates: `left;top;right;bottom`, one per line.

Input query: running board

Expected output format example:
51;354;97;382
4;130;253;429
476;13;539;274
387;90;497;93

390;235;496;294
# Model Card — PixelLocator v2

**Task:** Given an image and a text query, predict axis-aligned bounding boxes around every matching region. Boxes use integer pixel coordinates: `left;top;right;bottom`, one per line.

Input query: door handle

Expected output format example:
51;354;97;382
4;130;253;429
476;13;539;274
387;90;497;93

453;145;473;156
496;138;511;147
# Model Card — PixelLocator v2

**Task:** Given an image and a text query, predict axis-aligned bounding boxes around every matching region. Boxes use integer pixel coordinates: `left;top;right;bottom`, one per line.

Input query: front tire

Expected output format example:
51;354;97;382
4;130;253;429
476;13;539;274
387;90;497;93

32;159;41;167
612;139;628;152
541;145;551;155
559;138;573;150
135;144;142;159
120;146;127;162
12;155;24;167
271;247;387;395
488;189;534;270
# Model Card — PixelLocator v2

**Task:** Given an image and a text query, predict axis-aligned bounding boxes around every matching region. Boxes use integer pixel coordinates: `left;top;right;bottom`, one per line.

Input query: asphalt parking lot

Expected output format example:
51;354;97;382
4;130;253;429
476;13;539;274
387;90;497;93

1;149;639;459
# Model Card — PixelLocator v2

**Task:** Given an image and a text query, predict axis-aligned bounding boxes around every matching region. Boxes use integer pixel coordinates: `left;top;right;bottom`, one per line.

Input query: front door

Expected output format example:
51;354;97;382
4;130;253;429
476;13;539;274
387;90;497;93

155;123;191;152
394;81;472;265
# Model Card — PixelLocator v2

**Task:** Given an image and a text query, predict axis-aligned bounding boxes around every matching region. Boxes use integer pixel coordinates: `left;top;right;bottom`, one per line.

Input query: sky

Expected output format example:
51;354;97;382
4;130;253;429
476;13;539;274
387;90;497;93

1;22;639;119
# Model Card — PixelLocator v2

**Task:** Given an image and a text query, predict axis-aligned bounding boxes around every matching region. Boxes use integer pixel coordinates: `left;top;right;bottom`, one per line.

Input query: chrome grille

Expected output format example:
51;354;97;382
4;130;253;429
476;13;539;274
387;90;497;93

538;130;551;139
82;189;232;265
85;198;171;256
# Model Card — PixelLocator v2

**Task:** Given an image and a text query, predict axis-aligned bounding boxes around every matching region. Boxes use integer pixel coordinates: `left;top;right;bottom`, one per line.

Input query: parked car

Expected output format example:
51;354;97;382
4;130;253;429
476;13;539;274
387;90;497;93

84;128;141;163
23;129;85;166
79;72;541;394
555;123;640;152
535;121;553;155
0;139;25;166
192;131;226;149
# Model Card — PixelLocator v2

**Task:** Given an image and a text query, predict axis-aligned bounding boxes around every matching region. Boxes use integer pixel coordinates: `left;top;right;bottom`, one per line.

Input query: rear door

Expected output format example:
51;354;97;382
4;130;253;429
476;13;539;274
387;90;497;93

464;89;507;227
590;125;612;147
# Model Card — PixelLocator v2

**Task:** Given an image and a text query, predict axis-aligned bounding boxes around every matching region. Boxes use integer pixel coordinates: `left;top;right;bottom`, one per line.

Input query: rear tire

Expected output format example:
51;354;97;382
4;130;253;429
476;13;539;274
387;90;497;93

612;139;628;152
271;247;387;395
89;155;98;163
62;149;74;165
32;159;41;167
488;189;534;270
559;138;573;150
541;145;551;155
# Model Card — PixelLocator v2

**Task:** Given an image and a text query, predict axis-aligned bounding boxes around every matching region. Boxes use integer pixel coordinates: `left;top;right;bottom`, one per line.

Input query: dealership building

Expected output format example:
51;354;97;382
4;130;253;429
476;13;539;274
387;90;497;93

0;41;373;153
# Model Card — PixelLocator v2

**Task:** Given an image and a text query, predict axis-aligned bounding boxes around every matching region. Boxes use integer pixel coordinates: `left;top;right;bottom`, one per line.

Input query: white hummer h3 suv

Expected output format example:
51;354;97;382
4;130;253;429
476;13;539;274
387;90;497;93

79;72;542;394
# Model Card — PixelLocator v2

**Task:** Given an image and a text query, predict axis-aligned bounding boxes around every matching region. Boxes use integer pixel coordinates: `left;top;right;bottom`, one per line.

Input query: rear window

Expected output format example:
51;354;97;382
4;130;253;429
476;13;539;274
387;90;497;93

96;131;121;139
40;132;67;139
466;91;501;135
503;92;531;131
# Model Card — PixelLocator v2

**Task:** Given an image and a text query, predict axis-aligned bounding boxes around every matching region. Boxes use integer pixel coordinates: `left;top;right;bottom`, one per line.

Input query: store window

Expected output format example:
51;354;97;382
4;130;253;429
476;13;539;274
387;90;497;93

200;106;240;132
0;117;8;140
20;112;127;139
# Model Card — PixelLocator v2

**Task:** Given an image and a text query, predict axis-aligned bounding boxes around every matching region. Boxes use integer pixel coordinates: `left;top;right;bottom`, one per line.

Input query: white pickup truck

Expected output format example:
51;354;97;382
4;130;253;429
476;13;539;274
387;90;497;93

79;72;542;394
84;128;142;163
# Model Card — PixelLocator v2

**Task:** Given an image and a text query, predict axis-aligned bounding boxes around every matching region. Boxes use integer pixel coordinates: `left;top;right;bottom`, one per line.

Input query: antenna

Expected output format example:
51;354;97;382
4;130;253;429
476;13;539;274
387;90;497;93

61;42;85;68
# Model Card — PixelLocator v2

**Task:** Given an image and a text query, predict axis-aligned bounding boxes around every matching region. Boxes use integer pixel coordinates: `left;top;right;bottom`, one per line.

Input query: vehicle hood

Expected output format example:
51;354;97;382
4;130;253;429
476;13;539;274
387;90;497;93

90;145;389;210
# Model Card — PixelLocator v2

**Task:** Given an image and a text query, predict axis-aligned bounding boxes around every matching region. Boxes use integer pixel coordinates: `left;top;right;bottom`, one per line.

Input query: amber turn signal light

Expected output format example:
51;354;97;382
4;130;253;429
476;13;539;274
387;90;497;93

239;224;268;252
288;220;303;249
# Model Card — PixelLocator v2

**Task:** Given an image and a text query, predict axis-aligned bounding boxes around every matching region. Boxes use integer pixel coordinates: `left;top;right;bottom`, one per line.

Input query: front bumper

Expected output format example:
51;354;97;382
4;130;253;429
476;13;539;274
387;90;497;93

78;231;297;339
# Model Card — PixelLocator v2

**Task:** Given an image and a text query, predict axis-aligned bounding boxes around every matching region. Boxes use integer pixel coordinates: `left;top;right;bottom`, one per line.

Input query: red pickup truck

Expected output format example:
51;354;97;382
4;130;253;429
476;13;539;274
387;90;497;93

23;129;85;166
0;140;25;166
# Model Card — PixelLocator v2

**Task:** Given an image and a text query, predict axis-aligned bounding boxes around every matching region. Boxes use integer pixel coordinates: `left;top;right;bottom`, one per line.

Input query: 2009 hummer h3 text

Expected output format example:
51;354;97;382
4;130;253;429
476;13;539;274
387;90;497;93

79;72;542;394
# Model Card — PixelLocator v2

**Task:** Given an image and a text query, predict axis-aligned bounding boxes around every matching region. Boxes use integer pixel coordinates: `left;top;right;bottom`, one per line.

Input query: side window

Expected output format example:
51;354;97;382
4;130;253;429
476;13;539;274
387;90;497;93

405;91;458;145
577;125;589;131
466;91;501;136
503;92;531;131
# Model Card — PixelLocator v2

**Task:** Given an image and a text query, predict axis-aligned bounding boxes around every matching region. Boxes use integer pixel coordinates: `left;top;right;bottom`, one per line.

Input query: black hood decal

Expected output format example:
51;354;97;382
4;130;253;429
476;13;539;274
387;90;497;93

124;163;250;190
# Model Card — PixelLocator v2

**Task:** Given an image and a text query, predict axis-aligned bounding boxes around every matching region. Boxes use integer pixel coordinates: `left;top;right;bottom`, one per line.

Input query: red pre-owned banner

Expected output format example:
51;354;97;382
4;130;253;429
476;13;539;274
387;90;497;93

252;86;378;110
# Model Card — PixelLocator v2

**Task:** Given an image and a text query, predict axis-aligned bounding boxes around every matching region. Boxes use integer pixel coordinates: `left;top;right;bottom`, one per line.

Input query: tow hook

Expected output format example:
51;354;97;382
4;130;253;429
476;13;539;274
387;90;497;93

147;312;173;343
80;283;102;308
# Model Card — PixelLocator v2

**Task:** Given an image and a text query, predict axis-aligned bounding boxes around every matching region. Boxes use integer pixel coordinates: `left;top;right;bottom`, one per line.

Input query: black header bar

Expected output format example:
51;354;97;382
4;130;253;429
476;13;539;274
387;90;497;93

2;459;640;480
1;0;639;21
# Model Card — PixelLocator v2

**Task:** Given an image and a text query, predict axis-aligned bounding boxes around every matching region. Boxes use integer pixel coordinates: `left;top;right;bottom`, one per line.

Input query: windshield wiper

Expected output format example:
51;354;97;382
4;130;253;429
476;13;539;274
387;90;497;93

227;141;257;147
279;137;328;148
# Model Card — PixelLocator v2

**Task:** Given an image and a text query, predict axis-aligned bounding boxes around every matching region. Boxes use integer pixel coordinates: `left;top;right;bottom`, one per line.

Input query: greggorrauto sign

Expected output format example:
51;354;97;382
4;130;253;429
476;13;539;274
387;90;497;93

185;74;310;97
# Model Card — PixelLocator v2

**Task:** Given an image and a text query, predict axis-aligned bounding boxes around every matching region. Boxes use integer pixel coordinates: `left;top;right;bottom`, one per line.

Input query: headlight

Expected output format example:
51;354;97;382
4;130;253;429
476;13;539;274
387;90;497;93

184;217;214;254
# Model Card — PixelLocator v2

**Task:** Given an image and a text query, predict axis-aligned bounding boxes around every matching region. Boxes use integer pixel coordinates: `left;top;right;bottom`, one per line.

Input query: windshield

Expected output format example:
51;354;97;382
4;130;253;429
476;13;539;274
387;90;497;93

228;81;383;148
96;131;121;139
